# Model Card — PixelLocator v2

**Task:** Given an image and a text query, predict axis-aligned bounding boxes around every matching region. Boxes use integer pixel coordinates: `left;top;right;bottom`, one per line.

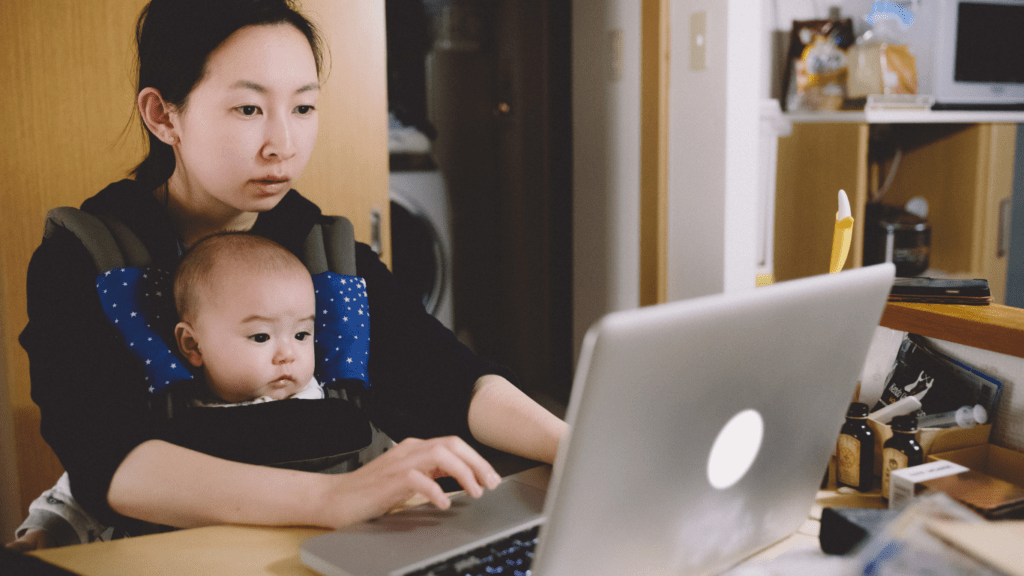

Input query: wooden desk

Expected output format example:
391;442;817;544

33;525;329;576
31;467;552;576
25;487;877;576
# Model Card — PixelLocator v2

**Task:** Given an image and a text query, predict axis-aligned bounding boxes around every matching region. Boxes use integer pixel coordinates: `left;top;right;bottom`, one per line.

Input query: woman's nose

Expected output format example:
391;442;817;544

262;115;296;161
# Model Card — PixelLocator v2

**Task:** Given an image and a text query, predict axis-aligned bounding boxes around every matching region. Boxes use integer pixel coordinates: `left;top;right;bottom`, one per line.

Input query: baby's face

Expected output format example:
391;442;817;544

188;266;316;403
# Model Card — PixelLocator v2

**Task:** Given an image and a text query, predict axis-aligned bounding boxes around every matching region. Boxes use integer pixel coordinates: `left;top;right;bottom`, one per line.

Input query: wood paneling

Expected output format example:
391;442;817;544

0;0;151;520
774;122;869;281
640;0;669;306
294;0;390;257
0;0;387;521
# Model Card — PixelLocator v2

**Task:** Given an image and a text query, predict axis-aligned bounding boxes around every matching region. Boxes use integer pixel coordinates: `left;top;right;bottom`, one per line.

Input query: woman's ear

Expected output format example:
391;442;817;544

175;321;204;367
137;87;180;146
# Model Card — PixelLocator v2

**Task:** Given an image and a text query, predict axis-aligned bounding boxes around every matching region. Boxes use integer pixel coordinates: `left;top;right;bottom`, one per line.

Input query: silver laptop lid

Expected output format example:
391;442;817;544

532;263;895;576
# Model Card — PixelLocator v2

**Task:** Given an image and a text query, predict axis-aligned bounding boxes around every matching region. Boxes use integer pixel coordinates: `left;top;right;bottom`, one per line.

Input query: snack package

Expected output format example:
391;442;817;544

847;5;918;98
782;19;855;112
873;334;1002;422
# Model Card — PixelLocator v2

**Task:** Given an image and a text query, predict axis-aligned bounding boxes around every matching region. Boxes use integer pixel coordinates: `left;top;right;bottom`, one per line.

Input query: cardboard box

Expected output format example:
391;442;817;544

924;444;1024;519
927;444;1024;486
889;460;969;509
867;418;991;477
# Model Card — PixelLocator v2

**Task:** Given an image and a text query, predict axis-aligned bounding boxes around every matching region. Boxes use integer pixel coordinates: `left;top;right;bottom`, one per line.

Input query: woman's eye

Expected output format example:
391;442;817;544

295;105;315;115
249;333;270;343
238;105;260;116
295;331;311;341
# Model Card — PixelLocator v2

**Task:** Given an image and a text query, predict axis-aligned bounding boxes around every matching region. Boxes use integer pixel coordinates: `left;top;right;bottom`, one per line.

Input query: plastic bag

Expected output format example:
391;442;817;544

851;493;1001;576
847;4;918;97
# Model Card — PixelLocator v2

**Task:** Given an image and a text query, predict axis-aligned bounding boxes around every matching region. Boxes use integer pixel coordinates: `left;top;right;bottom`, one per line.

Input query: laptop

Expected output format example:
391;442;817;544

301;263;896;576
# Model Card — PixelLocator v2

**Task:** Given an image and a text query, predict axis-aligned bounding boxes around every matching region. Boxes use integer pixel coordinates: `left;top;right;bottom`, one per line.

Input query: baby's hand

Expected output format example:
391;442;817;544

5;529;55;552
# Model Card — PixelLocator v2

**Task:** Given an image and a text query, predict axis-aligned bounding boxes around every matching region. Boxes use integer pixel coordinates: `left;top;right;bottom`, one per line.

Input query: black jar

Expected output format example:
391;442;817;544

837;402;874;492
881;414;923;501
863;203;931;277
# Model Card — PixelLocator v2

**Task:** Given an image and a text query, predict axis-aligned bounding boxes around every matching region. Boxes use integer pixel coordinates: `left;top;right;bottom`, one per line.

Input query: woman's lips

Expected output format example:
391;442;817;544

251;178;290;195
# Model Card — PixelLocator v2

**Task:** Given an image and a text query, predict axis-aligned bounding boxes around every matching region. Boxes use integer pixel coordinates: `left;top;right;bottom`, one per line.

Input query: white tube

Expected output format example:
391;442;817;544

869;395;923;424
918;405;988;429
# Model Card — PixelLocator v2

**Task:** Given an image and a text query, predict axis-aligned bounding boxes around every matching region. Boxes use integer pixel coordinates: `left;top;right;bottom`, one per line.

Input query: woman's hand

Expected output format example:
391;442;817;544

5;529;55;552
317;436;501;527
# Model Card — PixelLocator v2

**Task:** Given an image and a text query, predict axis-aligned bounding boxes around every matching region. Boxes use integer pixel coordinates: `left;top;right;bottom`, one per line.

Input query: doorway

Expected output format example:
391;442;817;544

386;0;574;409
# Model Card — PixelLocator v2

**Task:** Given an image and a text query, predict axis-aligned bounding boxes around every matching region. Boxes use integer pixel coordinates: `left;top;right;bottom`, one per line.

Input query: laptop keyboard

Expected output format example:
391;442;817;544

403;524;541;576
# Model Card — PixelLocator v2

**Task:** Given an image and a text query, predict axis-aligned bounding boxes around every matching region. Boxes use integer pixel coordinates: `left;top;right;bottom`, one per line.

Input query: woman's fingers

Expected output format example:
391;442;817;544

397;436;500;497
321;436;507;528
402;467;452;510
351;436;500;516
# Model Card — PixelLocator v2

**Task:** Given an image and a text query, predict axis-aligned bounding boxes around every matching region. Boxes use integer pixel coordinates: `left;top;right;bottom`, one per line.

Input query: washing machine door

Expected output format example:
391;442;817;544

389;192;452;327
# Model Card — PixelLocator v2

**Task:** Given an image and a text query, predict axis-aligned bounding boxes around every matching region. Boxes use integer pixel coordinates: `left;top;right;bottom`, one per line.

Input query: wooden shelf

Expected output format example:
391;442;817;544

785;110;1024;124
880;302;1024;359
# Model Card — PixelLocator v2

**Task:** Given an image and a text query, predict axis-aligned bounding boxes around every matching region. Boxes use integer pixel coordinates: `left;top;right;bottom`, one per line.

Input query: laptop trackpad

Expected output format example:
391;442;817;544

301;477;547;576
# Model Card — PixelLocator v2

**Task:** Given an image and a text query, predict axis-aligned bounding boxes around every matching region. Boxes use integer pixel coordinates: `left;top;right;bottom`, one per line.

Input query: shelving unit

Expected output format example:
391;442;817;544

773;111;1019;303
880;302;1024;359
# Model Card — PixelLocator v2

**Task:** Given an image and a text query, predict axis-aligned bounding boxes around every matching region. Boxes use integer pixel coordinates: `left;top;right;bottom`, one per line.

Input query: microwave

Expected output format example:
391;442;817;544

917;0;1024;107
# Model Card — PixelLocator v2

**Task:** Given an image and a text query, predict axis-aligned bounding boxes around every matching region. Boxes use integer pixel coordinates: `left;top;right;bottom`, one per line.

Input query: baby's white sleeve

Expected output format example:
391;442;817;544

14;472;111;547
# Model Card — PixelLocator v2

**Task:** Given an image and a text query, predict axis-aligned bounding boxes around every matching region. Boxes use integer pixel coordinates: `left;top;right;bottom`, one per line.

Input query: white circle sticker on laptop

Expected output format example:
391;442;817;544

706;409;764;490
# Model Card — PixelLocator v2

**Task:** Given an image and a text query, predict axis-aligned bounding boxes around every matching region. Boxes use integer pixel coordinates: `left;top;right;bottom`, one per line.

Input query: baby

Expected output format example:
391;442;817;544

173;232;322;406
8;233;326;550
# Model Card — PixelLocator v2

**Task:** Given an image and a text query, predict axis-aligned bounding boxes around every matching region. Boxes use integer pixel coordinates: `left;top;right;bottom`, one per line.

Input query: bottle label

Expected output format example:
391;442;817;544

881;447;909;499
837;434;860;486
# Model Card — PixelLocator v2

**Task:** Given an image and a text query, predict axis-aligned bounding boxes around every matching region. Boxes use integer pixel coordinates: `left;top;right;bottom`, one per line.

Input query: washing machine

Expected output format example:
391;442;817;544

389;161;455;330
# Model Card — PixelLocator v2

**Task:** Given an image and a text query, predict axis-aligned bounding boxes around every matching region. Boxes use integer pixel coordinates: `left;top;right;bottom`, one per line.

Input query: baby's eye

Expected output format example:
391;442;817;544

295;105;315;115
249;333;270;343
237;105;261;116
295;331;311;341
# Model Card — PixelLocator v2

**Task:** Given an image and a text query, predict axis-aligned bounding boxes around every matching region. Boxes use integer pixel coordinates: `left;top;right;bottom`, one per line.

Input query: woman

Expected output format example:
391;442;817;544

19;0;566;537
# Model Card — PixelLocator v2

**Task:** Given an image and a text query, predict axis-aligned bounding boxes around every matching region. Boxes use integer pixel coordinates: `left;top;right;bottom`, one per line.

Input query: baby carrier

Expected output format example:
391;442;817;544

43;207;387;474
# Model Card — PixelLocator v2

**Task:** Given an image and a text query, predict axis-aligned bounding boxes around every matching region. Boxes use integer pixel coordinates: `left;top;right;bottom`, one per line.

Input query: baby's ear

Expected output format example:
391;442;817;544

174;321;203;367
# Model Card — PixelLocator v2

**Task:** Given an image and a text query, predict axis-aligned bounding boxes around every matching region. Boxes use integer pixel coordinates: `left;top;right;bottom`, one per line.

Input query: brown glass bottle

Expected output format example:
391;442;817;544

881;414;923;501
836;402;874;492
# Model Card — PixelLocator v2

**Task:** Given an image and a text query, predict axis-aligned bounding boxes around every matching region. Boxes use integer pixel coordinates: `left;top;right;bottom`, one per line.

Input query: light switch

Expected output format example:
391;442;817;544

690;11;706;71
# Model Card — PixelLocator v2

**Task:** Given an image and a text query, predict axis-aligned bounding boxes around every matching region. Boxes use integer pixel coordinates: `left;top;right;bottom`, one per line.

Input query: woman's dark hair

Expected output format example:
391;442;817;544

131;0;326;189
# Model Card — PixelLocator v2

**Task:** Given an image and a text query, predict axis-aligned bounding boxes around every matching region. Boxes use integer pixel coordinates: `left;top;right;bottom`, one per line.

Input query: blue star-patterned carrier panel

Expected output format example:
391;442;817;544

96;267;371;394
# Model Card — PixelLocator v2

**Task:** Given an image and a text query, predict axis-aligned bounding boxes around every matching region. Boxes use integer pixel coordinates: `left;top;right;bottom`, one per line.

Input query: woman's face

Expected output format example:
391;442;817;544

168;24;320;215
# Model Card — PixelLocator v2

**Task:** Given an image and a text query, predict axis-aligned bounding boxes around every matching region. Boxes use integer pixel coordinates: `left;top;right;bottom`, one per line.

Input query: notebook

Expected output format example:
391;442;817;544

301;263;896;576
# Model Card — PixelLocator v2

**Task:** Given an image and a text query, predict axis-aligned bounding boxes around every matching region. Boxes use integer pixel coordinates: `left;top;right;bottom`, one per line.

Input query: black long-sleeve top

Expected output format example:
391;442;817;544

20;179;514;530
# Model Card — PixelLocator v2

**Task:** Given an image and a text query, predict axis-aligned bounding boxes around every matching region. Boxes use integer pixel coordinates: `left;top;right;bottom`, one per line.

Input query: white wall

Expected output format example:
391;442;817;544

666;0;762;301
572;0;642;356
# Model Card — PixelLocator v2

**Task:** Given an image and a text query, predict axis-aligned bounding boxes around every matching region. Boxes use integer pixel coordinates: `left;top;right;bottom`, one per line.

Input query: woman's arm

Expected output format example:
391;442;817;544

107;437;502;529
108;375;566;530
467;375;568;465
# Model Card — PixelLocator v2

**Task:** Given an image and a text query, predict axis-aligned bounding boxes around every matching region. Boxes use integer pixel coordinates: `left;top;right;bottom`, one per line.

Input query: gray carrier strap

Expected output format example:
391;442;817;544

304;215;357;276
45;207;356;276
44;207;151;272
